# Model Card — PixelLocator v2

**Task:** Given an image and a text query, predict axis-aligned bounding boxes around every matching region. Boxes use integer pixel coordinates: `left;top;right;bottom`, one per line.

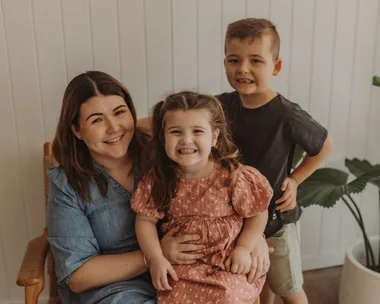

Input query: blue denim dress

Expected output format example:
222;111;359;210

47;163;156;304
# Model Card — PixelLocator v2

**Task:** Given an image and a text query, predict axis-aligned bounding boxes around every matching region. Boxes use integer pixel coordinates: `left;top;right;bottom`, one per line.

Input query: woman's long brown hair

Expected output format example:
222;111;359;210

53;71;148;201
144;91;240;211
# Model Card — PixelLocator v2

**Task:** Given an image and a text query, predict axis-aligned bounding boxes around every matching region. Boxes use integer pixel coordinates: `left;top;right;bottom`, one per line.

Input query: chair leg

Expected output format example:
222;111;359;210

25;280;44;304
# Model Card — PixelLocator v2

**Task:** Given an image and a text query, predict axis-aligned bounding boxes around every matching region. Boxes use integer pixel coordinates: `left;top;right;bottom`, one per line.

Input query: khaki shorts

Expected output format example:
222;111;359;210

265;223;304;297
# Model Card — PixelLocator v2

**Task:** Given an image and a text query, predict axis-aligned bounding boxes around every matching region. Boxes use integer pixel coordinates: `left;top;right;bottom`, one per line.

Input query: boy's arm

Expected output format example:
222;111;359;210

290;135;333;185
276;135;333;211
136;116;153;133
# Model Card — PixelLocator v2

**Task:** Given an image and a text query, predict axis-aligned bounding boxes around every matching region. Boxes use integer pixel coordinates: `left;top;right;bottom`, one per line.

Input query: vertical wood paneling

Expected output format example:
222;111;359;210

90;0;120;79
288;0;314;111
1;0;43;300
118;0;148;117
309;0;338;267
61;0;93;81
363;3;380;237
221;0;246;92
172;0;197;91
290;0;320;270
328;0;359;259
347;0;378;159
247;0;270;18
0;231;9;302
145;0;173;107
270;0;293;97
0;3;16;301
32;0;67;141
347;0;379;245
198;0;222;94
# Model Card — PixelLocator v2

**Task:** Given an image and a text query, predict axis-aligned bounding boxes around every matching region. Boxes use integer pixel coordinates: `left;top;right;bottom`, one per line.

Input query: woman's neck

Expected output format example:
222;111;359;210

94;154;133;175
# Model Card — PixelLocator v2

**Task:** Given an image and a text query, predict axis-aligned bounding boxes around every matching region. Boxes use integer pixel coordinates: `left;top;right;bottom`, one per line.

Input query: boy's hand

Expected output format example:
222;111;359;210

148;255;178;291
224;245;251;275
275;177;298;212
247;236;271;283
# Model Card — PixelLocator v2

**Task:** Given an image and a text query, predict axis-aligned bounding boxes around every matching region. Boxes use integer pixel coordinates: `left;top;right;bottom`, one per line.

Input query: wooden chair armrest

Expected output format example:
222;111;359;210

17;229;49;286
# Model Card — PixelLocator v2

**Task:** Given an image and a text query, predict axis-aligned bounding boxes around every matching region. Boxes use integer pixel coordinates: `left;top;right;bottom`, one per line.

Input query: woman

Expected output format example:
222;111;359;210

48;71;205;304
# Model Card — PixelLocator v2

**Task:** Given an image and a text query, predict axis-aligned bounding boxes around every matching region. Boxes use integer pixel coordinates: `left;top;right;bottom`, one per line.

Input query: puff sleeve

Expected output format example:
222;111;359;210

131;174;165;219
231;165;273;218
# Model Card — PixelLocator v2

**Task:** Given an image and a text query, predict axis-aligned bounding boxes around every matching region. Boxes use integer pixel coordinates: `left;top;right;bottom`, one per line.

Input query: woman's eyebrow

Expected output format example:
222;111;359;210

113;105;128;112
86;105;127;121
86;112;103;121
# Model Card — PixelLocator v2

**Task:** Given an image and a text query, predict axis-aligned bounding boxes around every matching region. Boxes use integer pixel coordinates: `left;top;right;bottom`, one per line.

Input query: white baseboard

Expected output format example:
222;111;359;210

302;251;345;271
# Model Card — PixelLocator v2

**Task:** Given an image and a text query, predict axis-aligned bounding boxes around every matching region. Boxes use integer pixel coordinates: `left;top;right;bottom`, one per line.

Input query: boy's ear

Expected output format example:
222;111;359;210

212;128;220;147
71;125;82;140
273;58;282;76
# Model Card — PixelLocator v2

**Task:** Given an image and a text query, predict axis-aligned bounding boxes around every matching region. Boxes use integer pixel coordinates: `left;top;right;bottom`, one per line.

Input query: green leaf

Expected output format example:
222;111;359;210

345;158;380;188
373;75;380;87
291;145;305;170
297;168;349;208
297;167;380;208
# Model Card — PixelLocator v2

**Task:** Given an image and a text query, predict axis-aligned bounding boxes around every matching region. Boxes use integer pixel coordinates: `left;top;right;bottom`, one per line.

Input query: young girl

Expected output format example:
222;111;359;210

131;91;273;303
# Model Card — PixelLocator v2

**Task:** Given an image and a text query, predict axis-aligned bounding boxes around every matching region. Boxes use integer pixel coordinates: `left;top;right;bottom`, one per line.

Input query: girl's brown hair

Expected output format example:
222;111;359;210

145;91;240;210
52;71;148;201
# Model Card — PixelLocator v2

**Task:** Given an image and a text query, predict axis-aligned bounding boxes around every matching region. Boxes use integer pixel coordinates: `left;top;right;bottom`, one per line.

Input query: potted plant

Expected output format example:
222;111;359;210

295;75;380;303
297;159;380;303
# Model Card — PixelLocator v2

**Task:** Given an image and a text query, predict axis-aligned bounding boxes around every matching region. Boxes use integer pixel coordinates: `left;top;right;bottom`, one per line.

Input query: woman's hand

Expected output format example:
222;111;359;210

247;236;271;283
225;245;251;275
148;255;178;291
160;226;206;265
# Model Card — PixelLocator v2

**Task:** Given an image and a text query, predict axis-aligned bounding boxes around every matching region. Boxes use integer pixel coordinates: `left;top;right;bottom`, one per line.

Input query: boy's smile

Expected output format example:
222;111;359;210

224;36;282;107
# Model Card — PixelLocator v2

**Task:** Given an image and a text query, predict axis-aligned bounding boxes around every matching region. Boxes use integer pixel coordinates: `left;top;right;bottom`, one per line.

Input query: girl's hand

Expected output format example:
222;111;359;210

148;255;178;291
275;177;298;212
160;226;206;265
224;245;251;275
247;236;271;283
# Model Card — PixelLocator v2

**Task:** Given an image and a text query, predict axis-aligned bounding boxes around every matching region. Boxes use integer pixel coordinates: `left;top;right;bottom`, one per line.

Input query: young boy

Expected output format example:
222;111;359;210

218;18;332;304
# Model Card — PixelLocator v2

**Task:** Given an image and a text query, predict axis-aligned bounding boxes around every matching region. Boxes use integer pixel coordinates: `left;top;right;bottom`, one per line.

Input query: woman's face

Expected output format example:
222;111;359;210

72;94;135;165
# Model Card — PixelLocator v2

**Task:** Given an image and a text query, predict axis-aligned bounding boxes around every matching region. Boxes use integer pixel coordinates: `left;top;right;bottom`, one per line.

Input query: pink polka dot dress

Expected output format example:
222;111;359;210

131;164;273;304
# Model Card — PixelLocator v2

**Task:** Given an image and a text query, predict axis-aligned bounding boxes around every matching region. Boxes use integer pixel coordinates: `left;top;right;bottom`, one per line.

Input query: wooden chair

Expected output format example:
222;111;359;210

16;142;59;304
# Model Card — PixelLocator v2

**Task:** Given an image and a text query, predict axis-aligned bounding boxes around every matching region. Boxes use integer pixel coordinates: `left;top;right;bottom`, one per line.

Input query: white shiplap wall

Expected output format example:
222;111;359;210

0;0;379;303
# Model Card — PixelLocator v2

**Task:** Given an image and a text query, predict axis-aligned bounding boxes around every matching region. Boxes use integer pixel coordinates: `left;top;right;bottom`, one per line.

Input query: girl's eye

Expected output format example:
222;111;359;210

170;130;181;135
228;59;238;64
194;129;203;134
91;118;102;124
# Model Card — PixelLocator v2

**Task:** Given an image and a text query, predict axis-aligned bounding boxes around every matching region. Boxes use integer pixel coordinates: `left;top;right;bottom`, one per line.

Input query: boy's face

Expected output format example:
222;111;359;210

224;36;282;97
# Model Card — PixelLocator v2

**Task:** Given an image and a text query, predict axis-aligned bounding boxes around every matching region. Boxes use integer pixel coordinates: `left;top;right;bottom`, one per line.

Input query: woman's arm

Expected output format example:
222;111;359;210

69;250;146;293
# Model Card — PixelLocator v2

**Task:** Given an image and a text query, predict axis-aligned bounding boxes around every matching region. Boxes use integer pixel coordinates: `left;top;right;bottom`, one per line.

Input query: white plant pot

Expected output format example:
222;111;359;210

339;236;380;304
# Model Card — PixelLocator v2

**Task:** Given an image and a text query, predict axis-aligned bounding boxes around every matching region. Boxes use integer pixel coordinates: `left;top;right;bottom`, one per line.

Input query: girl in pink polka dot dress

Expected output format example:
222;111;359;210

131;91;273;304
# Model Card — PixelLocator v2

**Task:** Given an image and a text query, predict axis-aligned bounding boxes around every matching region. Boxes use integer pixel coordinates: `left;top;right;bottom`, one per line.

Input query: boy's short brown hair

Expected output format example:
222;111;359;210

225;18;280;60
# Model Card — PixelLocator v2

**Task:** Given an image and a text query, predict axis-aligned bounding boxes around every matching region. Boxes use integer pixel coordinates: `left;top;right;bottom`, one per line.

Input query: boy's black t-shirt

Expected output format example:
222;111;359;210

217;91;328;236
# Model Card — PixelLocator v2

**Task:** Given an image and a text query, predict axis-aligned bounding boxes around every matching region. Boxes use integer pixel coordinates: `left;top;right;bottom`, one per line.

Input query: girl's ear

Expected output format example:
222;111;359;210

212;128;220;147
71;125;82;140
